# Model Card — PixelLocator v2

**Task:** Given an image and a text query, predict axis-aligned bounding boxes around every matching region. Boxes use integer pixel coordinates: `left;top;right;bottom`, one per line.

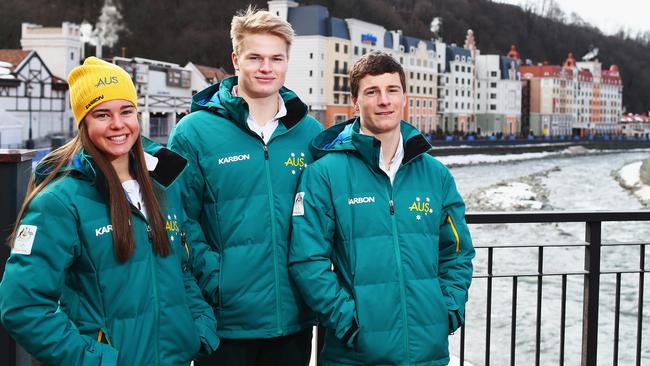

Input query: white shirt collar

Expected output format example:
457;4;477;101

360;129;404;184
232;85;286;144
144;152;159;171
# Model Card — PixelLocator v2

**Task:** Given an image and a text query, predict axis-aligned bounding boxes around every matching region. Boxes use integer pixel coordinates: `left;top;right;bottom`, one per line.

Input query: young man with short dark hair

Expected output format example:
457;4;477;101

289;51;475;365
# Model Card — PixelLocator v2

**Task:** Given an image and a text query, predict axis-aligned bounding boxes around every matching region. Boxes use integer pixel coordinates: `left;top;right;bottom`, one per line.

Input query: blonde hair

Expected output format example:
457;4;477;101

230;6;294;55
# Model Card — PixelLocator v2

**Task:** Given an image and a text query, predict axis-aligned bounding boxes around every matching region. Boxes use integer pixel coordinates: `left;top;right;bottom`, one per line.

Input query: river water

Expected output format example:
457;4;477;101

448;150;650;365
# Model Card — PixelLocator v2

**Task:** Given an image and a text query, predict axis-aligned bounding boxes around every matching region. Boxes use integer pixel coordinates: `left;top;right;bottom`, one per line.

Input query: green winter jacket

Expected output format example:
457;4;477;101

289;119;475;365
0;138;219;366
168;76;323;339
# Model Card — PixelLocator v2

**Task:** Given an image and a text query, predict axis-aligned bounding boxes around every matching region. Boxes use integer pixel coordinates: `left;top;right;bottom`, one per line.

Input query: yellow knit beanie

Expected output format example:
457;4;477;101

67;57;138;125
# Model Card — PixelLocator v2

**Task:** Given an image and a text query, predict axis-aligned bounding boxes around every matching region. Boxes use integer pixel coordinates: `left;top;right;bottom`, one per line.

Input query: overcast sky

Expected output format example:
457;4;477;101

497;0;648;36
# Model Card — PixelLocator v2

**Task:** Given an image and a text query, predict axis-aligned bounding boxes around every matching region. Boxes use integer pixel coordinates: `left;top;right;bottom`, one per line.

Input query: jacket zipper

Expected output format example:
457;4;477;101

387;177;410;363
142;217;160;366
263;143;282;333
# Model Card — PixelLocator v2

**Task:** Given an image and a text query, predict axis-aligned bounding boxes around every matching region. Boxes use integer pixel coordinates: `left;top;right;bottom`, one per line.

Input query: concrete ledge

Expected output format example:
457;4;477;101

0;149;37;163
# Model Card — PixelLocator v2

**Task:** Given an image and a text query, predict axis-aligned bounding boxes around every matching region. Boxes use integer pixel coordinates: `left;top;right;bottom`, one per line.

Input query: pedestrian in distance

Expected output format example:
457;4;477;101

0;57;219;365
289;51;475;365
168;6;323;366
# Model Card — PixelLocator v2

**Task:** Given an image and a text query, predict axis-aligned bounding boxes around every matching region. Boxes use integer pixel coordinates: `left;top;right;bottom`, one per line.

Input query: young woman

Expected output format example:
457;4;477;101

0;57;218;365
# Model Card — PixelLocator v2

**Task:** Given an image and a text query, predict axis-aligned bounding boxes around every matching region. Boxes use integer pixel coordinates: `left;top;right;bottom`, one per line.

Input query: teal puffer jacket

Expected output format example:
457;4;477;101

289;119;475;365
168;76;323;339
0;138;219;366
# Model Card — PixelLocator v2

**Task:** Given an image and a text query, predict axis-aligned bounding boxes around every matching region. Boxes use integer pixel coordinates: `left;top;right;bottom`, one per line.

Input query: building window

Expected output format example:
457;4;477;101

491;71;498;77
490;93;497;99
417;73;421;80
455;65;459;72
410;85;413;93
455;90;458;96
335;43;340;52
417;86;420;93
490;82;497;88
410;72;414;79
429;87;433;94
410;99;414;107
416;100;420;107
490;104;496;110
309;88;312;94
354;46;359;55
309;70;313;77
362;48;367;55
344;45;348;54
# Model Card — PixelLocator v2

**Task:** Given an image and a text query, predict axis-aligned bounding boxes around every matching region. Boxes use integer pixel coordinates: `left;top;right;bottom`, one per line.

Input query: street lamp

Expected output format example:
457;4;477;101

26;83;34;149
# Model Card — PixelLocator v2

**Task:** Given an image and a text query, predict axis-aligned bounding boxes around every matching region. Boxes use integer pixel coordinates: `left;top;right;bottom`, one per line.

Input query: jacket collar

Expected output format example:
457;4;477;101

192;76;308;132
311;118;432;168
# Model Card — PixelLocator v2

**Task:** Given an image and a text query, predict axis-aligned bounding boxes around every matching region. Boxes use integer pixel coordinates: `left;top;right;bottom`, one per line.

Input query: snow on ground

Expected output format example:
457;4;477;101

436;151;557;167
614;160;650;205
435;146;650;168
472;181;543;210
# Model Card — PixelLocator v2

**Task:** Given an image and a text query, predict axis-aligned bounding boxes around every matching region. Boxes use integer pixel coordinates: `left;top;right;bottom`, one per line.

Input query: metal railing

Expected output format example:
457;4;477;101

460;211;650;366
313;211;649;366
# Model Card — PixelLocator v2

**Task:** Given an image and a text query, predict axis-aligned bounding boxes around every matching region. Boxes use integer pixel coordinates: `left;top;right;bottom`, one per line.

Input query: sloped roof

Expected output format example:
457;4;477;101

0;49;31;72
194;64;230;83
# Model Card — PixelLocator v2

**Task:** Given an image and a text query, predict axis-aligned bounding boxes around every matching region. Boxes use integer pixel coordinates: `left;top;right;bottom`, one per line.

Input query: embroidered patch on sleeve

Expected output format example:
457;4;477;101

12;225;38;255
292;192;305;216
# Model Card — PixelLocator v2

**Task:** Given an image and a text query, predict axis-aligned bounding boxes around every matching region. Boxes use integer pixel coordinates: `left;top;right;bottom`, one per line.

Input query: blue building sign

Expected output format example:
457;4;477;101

361;33;377;46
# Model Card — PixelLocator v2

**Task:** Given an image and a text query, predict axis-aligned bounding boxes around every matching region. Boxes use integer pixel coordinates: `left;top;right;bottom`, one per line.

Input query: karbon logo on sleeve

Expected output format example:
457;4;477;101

95;224;113;236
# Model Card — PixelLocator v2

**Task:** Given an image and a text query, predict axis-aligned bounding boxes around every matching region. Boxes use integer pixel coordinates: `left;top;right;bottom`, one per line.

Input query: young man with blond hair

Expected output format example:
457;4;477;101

289;51;475;365
169;6;322;366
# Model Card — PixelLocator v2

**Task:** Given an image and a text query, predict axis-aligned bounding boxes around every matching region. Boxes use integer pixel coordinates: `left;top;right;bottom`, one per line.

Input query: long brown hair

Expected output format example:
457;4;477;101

8;122;170;262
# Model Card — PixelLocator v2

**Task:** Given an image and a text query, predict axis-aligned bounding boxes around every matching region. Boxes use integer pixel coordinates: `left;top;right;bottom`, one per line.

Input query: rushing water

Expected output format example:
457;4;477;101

448;150;650;365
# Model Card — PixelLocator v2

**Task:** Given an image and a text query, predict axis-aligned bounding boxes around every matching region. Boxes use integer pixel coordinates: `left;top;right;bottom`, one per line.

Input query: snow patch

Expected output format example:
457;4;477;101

436;151;557;167
473;181;543;210
614;160;650;205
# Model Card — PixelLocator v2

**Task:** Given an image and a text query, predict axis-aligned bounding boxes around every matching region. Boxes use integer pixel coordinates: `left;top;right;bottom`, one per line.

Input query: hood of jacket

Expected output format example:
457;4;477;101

33;136;187;190
190;76;309;132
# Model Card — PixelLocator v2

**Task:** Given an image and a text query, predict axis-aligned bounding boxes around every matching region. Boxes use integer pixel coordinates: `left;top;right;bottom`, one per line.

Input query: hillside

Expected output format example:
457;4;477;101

1;0;648;113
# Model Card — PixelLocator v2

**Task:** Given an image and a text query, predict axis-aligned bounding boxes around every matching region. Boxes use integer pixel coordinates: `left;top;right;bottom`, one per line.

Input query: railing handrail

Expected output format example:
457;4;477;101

466;210;650;224
457;210;649;366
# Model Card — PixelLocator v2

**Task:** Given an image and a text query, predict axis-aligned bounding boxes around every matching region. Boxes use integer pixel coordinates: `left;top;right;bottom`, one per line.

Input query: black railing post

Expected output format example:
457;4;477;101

636;244;645;366
582;221;601;366
0;149;36;366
